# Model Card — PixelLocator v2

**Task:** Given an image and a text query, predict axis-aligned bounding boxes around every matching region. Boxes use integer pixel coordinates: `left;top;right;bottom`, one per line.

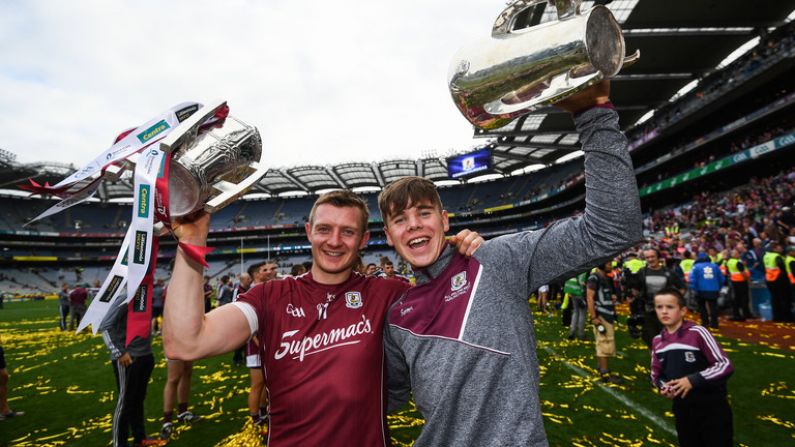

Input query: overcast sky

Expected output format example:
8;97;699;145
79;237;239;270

0;0;513;171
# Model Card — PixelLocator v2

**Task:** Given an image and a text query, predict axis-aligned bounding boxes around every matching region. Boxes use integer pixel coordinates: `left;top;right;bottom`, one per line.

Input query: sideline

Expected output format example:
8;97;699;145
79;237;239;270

542;346;677;437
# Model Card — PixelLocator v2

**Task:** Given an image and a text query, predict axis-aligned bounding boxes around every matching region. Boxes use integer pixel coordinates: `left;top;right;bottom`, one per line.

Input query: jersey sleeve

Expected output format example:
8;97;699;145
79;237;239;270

235;283;269;337
649;338;664;389
474;107;642;296
687;325;733;388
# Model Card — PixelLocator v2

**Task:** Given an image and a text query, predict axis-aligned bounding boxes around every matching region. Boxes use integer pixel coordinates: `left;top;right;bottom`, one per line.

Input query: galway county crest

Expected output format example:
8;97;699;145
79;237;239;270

345;291;363;309
451;271;467;291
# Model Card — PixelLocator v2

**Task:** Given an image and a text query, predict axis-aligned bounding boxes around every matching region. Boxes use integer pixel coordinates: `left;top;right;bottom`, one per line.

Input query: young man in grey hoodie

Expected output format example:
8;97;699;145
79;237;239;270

379;81;642;446
101;302;160;447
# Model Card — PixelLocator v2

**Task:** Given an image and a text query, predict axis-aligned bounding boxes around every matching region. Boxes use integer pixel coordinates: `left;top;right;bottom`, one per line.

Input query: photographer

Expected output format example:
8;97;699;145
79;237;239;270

630;248;686;348
586;262;622;384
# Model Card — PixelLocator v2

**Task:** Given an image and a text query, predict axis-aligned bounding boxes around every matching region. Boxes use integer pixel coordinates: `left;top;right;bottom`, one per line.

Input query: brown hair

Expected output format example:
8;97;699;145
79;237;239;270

378;176;443;225
654;287;686;307
309;190;369;233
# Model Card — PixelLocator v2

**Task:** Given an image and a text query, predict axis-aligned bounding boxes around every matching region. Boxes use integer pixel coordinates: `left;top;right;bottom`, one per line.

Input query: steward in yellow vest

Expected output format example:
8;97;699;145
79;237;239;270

764;242;793;322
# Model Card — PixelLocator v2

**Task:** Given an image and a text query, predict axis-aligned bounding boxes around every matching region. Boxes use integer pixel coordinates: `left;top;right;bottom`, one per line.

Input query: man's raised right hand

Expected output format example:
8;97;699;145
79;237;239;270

171;211;211;246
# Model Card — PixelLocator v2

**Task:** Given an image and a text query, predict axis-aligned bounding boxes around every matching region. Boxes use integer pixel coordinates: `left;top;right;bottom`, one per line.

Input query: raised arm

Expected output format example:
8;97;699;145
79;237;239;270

162;212;250;361
528;82;642;288
482;82;642;294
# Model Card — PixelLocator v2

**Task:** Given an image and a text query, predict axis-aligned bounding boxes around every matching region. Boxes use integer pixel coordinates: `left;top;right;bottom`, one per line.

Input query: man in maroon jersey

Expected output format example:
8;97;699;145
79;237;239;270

163;190;481;446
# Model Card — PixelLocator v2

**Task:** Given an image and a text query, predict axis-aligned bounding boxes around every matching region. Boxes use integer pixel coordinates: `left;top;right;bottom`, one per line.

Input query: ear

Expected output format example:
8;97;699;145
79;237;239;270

305;222;312;242
442;209;450;233
384;226;394;247
359;230;371;250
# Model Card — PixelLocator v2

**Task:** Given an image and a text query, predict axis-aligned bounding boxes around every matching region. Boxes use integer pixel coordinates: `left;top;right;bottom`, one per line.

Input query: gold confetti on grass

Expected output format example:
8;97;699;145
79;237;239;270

213;417;267;447
761;381;795;401
542;411;573;425
757;414;795;430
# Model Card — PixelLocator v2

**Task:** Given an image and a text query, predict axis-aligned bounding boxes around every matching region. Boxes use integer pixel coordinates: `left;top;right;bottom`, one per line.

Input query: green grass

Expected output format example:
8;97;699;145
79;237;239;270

1;300;794;446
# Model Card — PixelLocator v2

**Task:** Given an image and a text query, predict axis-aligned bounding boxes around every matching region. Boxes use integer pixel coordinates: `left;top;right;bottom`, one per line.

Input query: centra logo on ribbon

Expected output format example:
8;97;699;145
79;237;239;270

137;120;171;143
137;184;150;217
133;284;148;313
134;231;148;264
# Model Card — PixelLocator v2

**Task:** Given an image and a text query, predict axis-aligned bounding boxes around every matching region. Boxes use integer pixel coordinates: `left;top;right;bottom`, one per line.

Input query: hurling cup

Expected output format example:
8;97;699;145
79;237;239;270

157;100;267;217
448;0;639;130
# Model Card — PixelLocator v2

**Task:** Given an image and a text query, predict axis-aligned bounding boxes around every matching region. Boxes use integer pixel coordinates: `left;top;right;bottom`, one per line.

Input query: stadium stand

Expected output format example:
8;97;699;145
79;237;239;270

1;15;795;307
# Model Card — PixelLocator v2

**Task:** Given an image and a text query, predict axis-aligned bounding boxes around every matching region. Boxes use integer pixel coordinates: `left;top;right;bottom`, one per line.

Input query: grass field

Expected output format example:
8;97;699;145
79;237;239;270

0;299;793;446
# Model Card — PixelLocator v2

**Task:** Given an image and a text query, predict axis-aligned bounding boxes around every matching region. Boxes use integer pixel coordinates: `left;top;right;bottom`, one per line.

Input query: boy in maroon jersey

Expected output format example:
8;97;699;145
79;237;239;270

651;287;734;447
163;190;481;446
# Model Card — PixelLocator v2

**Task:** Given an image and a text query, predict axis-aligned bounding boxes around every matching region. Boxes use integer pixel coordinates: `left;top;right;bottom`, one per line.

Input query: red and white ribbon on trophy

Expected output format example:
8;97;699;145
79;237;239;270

22;102;228;345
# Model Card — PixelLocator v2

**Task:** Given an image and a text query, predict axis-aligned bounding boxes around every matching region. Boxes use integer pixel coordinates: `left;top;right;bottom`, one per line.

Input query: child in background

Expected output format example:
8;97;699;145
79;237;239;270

651;287;734;447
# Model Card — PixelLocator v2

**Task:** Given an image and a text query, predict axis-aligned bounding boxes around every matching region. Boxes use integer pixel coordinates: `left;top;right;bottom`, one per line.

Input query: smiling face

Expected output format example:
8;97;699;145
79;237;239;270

384;200;449;269
654;293;687;331
305;204;370;284
643;249;661;269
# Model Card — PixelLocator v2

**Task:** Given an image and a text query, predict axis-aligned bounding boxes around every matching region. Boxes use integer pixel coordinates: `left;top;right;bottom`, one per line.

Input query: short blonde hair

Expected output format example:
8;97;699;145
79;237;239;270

308;190;369;232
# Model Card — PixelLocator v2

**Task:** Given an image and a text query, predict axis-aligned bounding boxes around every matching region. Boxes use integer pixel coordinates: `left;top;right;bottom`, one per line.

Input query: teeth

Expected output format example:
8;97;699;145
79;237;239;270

409;237;429;247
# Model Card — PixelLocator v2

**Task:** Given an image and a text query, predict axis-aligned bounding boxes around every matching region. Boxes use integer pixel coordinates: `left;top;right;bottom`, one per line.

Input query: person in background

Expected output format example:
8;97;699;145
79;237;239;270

565;272;588;340
726;249;752;321
587;262;622;383
0;332;24;420
69;284;88;332
364;263;377;277
216;276;235;307
100;298;162;447
289;264;307;277
651;288;734;447
159;358;201;441
58;283;71;331
764;241;793;321
630;248;686;348
231;273;252;367
202;276;213;313
689;252;724;329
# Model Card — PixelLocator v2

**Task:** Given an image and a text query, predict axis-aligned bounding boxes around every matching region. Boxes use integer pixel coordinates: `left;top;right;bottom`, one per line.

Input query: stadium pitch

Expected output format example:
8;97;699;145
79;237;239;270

0;299;793;446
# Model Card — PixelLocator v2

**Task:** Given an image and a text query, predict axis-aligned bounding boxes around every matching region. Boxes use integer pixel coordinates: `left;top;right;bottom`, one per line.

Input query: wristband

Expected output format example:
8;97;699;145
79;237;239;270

178;242;214;268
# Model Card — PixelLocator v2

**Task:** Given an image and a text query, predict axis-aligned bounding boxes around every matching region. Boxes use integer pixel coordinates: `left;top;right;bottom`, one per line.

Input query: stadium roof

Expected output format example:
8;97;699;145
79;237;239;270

2;0;795;199
474;0;795;172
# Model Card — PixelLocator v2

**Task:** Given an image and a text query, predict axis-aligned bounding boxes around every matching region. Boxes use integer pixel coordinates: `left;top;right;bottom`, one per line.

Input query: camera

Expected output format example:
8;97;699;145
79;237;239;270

626;314;644;339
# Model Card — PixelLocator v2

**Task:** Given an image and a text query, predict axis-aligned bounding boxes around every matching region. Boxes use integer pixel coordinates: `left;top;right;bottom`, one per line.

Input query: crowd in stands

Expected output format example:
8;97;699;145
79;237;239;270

645;167;795;251
638;112;795;189
627;19;795;145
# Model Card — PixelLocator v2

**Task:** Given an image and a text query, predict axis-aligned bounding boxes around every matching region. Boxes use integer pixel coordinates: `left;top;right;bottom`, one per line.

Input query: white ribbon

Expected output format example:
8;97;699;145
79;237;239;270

77;227;132;333
25;178;102;225
124;148;164;304
50;102;200;191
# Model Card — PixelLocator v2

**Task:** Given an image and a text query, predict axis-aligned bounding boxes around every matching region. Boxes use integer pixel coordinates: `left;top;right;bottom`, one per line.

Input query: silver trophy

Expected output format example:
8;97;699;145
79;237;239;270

112;100;268;217
448;0;639;130
160;100;266;217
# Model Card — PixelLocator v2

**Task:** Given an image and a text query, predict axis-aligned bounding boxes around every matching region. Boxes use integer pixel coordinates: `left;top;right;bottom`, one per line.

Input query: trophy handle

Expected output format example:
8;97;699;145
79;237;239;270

622;49;641;69
492;0;581;37
204;160;269;214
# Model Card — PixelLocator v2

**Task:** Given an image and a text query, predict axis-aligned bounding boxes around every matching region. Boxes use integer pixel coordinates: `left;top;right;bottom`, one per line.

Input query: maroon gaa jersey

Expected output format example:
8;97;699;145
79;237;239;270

237;272;409;447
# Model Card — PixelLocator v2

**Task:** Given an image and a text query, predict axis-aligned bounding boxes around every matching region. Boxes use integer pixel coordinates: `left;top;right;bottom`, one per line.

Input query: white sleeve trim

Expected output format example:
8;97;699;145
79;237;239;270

231;301;259;336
